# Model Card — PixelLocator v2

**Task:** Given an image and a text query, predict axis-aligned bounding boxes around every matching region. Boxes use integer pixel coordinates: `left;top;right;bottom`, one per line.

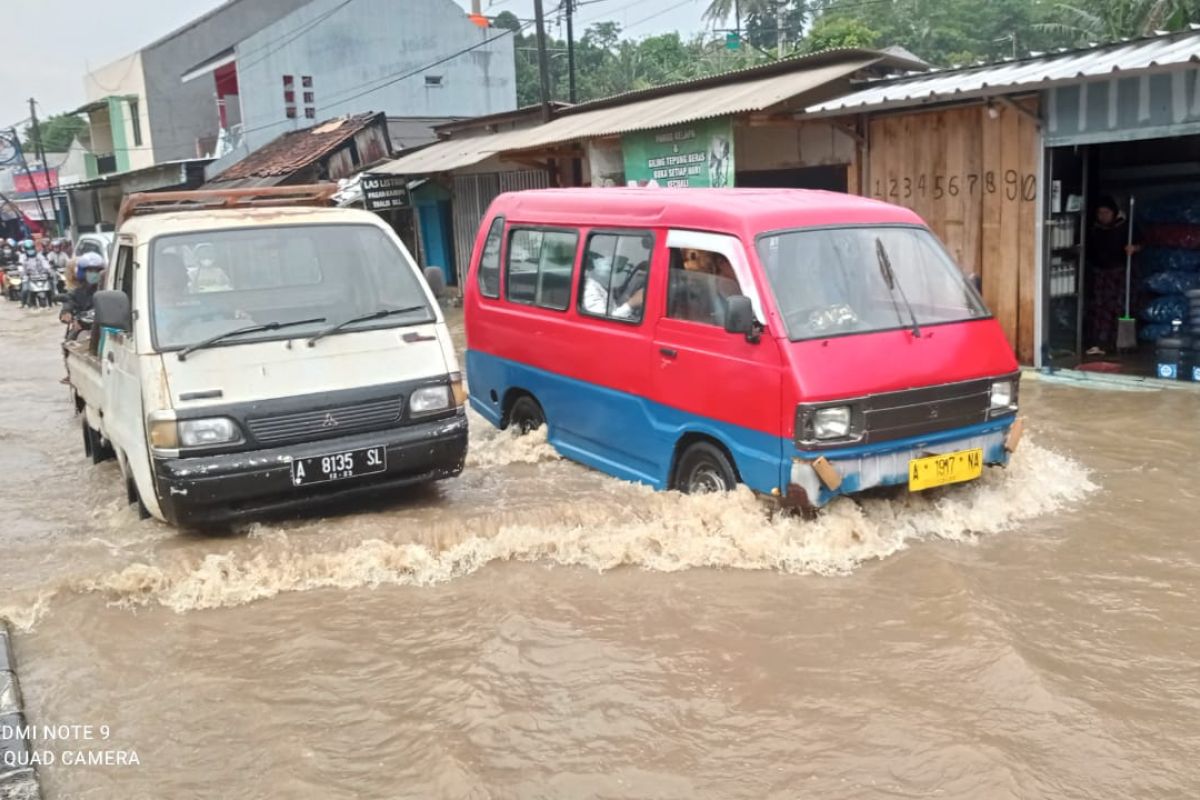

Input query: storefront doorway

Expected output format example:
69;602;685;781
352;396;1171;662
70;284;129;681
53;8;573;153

1044;134;1200;376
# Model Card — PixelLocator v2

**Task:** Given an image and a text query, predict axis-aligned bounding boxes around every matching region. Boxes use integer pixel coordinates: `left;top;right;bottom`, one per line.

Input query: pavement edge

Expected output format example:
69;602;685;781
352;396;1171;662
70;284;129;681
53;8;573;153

0;620;41;800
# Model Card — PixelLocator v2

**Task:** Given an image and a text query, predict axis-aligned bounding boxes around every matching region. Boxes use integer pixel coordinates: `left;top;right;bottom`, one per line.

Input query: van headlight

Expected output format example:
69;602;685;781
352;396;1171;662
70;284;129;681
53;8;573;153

989;380;1015;411
178;417;241;447
409;385;451;416
812;406;852;440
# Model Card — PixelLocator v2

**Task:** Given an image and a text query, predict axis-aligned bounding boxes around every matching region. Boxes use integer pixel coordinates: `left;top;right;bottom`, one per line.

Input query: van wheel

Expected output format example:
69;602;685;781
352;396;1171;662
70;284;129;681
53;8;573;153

508;395;545;435
674;442;737;494
82;418;93;459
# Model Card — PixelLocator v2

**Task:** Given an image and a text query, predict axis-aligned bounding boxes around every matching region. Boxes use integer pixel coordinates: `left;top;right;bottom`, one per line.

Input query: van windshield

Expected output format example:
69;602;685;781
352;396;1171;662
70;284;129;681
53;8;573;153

756;226;988;341
150;223;433;350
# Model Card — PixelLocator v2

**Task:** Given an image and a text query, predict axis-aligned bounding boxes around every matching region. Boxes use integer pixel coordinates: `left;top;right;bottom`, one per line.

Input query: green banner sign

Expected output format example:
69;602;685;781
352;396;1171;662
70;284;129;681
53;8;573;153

622;119;734;188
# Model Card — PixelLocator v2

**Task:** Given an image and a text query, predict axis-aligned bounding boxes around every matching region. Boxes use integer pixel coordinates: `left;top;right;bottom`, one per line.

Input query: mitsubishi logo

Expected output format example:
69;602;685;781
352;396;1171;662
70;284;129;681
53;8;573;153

322;413;339;428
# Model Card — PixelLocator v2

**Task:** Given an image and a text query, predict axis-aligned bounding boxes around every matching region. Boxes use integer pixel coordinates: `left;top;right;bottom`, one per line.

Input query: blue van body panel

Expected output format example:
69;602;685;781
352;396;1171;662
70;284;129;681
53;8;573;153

467;349;1015;505
467;349;786;492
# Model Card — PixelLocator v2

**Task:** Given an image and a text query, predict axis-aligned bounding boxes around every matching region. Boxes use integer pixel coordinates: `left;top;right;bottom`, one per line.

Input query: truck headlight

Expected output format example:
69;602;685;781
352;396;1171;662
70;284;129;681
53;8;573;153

409;385;451;416
178;417;241;447
989;380;1015;411
813;406;852;440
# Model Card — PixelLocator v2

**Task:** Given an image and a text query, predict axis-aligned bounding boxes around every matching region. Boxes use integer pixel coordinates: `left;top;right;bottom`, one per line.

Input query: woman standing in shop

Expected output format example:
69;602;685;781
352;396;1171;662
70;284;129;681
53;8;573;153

1086;196;1142;354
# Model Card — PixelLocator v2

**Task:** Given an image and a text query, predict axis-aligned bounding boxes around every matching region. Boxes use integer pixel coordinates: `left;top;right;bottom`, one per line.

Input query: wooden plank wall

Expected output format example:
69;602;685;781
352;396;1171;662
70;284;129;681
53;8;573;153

864;101;1040;362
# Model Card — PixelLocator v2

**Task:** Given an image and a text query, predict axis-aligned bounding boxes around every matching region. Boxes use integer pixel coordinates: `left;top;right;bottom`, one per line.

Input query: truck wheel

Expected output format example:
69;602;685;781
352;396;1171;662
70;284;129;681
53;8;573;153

508;395;545;435
673;441;737;494
126;476;151;520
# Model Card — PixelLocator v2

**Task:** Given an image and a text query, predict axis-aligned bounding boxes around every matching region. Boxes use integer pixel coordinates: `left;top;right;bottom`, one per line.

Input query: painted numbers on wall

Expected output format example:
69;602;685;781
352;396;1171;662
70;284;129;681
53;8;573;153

872;170;1037;203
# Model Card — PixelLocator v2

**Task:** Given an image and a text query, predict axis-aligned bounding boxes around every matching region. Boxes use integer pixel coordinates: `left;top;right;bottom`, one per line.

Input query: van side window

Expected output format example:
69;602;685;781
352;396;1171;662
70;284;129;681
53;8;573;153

666;248;741;327
579;232;653;324
477;217;504;299
505;228;578;311
115;244;134;300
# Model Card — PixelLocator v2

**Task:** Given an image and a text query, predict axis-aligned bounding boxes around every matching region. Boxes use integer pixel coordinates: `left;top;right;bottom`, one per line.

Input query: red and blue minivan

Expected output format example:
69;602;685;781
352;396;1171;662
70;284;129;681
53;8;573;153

464;188;1022;509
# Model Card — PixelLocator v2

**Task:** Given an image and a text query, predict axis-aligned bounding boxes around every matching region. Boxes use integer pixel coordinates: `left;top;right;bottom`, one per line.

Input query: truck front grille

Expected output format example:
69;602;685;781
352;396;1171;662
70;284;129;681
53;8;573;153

247;397;403;445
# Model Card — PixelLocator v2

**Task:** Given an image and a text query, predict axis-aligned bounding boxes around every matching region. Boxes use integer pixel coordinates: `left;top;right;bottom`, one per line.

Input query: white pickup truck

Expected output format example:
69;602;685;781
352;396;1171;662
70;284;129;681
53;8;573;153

66;186;467;528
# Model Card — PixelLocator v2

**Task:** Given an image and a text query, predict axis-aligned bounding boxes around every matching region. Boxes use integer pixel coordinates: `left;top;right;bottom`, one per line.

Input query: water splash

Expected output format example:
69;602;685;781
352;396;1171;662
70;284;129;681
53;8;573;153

61;440;1094;616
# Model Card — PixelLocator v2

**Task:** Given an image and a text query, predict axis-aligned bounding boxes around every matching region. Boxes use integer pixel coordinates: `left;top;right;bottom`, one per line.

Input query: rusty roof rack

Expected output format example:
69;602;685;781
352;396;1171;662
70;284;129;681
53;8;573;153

117;184;339;226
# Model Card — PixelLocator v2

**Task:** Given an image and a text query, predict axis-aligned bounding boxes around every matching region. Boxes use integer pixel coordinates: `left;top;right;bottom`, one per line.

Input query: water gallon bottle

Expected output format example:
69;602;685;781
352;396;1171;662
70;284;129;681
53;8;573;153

1155;319;1188;380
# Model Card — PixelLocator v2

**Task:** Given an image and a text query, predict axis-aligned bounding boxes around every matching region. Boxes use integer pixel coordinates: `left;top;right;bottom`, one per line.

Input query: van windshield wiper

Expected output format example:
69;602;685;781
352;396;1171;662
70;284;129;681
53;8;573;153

305;306;426;348
177;317;326;361
875;238;922;339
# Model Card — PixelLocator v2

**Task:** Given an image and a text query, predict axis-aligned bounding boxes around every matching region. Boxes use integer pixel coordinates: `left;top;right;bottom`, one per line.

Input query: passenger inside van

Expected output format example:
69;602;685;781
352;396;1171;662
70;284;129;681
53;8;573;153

581;250;645;320
668;248;739;326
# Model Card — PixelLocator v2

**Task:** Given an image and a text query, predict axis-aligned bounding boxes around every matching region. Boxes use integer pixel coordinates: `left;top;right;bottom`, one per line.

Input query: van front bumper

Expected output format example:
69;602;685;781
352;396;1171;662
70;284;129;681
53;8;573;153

151;411;467;527
785;419;1016;509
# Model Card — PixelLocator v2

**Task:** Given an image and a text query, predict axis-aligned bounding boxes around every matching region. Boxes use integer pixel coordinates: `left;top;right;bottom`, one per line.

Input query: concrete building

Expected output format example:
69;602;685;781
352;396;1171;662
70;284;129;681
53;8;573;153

75;0;312;180
184;0;516;179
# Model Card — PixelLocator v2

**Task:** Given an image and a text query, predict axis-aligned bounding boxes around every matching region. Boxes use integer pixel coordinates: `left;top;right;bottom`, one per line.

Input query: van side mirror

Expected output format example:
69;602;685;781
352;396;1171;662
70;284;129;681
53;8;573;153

93;290;131;332
424;266;447;299
724;294;759;342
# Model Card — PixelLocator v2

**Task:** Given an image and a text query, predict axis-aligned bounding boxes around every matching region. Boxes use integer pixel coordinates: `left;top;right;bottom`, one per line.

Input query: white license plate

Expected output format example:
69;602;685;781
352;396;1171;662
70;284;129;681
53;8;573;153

291;445;386;486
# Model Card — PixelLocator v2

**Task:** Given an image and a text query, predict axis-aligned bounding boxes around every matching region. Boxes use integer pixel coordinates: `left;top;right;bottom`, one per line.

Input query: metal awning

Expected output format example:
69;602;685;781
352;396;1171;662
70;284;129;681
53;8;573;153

807;27;1200;116
377;57;878;175
182;47;236;84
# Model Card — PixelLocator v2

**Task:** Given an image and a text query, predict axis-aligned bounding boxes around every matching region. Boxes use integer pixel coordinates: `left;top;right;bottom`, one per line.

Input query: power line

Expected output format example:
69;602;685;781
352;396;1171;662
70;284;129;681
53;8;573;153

235;0;357;74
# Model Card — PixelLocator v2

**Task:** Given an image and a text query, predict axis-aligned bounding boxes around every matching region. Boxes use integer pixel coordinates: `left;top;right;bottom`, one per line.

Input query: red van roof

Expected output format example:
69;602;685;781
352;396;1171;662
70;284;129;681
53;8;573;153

492;188;925;237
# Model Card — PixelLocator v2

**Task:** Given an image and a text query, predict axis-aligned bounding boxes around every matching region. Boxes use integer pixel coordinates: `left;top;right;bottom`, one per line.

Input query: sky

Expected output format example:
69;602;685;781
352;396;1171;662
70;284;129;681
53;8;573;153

0;0;711;136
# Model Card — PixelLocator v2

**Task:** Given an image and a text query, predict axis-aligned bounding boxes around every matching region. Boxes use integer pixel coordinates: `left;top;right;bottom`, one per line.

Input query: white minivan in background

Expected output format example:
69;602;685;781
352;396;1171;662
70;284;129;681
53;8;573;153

67;186;467;528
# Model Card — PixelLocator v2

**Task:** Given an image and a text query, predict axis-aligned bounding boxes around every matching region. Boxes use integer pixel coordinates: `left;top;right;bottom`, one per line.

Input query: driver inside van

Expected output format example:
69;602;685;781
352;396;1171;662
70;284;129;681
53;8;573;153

669;248;740;324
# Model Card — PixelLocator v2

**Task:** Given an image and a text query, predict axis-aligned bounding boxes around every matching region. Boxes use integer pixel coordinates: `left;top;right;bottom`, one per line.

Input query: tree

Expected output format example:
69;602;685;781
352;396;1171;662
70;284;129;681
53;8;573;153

22;112;88;154
1038;0;1200;43
804;16;880;51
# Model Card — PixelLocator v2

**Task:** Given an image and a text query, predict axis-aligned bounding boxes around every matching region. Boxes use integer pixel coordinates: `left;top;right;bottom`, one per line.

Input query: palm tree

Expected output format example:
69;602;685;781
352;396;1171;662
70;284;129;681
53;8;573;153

1040;0;1200;44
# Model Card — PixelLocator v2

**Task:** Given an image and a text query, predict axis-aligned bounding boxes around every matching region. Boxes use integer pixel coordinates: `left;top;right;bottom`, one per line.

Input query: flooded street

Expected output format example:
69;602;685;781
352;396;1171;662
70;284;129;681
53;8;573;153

2;298;1198;799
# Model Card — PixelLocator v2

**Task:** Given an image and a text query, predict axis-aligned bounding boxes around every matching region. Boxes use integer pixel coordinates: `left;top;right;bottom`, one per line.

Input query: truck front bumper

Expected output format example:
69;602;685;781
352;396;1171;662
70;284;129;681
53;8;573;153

786;419;1016;509
152;411;467;527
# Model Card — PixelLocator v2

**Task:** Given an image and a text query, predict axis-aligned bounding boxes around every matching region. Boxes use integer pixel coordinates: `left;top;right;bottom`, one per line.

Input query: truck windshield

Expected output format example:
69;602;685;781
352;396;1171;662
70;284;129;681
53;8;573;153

756;226;988;341
150;223;433;350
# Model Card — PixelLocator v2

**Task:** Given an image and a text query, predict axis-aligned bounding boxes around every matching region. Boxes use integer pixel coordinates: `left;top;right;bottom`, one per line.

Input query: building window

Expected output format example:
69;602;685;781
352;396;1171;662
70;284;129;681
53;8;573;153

286;106;297;119
304;108;316;119
284;90;295;103
303;91;314;104
128;100;142;147
425;75;443;88
477;217;504;298
283;75;294;87
302;75;313;88
579;232;654;324
506;228;578;311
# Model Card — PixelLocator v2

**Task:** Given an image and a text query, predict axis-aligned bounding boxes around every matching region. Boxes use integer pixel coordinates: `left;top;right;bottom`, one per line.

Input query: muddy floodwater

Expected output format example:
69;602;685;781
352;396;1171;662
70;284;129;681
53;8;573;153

1;299;1198;799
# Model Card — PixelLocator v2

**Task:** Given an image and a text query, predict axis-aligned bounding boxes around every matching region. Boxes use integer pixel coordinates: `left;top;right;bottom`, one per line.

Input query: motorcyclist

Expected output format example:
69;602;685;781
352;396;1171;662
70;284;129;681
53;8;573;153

61;253;105;339
18;240;50;308
47;240;69;293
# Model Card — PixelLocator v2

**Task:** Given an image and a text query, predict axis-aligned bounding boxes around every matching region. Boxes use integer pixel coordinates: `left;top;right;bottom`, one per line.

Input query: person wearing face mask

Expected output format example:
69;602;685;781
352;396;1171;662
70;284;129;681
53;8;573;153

60;253;105;339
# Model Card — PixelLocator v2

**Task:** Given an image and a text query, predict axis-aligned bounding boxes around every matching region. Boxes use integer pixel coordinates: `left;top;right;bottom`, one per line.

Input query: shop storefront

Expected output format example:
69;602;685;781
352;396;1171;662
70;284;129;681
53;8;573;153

809;28;1200;373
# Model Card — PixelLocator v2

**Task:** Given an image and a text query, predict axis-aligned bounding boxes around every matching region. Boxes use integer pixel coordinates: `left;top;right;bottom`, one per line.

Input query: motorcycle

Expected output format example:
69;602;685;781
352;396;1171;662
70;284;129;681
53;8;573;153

5;269;22;302
28;275;52;308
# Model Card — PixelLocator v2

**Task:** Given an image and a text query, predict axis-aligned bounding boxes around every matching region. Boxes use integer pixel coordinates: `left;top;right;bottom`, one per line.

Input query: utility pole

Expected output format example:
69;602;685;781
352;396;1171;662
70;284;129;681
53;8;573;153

776;0;785;58
533;0;554;123
10;126;47;229
565;0;577;104
734;0;741;42
28;98;55;233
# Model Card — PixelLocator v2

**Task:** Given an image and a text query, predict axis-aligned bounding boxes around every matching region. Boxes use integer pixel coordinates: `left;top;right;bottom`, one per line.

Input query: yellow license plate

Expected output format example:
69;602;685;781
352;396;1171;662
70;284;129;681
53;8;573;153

908;448;983;492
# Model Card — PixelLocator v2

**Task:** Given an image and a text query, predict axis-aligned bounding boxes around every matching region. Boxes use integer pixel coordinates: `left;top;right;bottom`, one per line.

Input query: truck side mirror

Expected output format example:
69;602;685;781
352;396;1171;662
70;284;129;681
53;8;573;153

424;266;447;299
93;290;131;332
724;294;760;342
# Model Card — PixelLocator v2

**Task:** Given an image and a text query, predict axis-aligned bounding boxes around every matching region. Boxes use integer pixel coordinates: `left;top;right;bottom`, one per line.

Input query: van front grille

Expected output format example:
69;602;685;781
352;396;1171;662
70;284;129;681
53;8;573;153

247;397;403;445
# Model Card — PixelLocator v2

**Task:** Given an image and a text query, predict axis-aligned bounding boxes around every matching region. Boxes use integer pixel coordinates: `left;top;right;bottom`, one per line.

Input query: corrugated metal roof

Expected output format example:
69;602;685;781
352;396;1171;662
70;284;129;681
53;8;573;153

209;113;383;184
807;28;1200;116
377;57;877;176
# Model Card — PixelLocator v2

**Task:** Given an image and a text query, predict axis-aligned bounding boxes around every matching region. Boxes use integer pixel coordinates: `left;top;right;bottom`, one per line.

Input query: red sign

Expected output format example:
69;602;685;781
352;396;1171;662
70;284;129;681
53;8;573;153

14;169;58;193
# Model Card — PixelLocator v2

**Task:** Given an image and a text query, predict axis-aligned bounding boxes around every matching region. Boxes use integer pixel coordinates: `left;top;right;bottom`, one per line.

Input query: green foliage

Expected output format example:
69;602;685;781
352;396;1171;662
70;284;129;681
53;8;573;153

507;0;1200;107
22;112;88;154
